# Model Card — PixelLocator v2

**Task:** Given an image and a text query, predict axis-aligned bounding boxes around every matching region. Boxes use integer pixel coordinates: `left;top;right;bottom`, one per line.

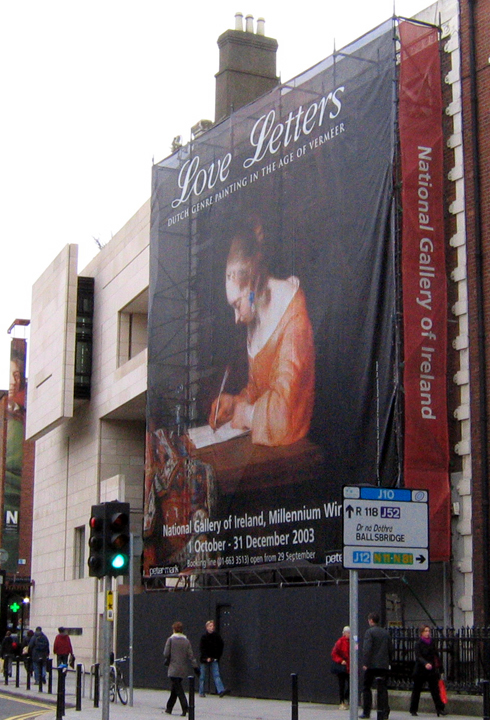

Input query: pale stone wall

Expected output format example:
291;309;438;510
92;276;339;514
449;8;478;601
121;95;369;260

29;200;149;666
26;244;78;441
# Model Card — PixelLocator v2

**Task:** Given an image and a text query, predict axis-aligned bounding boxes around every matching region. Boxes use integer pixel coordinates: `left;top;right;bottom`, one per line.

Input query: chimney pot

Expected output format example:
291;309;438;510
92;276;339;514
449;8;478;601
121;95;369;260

235;12;243;31
256;17;265;36
215;16;279;122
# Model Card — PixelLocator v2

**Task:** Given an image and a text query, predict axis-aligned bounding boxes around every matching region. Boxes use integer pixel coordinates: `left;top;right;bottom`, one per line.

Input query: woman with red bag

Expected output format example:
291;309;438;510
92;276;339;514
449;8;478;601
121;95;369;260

410;625;447;716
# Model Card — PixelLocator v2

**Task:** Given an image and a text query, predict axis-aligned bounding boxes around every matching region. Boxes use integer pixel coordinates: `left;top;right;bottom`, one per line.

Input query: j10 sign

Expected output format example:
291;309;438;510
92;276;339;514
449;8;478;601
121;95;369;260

342;486;429;571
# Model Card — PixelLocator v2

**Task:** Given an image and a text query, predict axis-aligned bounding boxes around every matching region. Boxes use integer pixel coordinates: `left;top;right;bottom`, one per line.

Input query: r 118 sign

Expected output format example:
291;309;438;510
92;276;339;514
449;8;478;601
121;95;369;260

342;486;429;571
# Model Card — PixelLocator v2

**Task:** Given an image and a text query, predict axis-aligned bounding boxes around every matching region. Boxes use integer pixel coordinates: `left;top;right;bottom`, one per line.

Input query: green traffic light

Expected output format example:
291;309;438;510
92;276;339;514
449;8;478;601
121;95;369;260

110;553;128;571
10;602;20;612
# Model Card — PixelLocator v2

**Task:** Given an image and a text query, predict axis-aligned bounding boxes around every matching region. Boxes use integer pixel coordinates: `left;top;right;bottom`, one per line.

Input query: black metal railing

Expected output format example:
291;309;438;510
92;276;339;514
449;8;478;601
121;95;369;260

389;627;490;694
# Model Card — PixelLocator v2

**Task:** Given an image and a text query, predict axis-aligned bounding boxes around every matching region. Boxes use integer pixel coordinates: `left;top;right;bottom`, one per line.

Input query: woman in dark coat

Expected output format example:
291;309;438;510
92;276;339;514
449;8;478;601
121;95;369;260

410;625;446;716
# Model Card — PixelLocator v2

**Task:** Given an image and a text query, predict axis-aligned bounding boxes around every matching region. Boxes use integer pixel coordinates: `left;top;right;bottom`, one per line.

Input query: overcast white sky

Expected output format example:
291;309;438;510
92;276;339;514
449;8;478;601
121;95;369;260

0;0;436;389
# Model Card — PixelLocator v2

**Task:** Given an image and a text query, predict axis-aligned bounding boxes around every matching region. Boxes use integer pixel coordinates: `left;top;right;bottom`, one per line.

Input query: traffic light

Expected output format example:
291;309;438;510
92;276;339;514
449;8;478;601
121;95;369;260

88;504;106;578
106;501;130;577
0;570;6;639
87;501;130;578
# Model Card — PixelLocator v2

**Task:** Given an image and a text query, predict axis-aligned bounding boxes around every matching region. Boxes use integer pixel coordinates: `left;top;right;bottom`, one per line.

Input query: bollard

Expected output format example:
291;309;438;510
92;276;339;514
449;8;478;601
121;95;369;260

15;657;20;687
376;676;388;720
291;673;298;720
482;679;490;720
76;663;83;711
4;655;9;685
47;658;53;694
26;657;31;690
188;674;195;720
38;661;43;692
93;663;100;708
56;666;67;720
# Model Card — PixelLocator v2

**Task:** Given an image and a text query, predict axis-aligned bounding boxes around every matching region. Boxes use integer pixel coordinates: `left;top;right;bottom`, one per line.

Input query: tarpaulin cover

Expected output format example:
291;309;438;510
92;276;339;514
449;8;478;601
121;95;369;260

144;22;401;576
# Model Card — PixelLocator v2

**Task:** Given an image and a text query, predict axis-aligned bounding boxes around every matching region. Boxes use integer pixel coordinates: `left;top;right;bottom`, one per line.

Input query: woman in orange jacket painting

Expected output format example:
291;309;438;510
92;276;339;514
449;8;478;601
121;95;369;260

209;218;315;447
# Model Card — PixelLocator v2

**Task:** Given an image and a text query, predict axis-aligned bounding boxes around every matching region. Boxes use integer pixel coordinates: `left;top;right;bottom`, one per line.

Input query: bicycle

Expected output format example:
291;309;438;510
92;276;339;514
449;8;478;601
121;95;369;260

109;656;128;705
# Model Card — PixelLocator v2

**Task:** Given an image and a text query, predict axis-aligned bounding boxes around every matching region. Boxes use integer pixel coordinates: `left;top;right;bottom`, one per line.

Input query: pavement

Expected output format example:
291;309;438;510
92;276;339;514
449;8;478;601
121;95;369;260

0;665;483;720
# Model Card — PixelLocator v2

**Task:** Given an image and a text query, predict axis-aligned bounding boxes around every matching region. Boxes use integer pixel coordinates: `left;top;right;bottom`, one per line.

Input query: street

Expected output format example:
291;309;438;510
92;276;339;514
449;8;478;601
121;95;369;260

0;691;52;720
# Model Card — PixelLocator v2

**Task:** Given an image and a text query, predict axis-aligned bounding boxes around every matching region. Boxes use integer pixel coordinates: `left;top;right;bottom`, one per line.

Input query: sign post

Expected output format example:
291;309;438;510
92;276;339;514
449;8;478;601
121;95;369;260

349;569;359;720
343;486;429;720
343;486;429;571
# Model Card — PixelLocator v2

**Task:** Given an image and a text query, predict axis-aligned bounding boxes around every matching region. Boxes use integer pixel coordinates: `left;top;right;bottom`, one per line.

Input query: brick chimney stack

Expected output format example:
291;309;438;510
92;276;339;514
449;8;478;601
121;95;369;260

215;13;279;123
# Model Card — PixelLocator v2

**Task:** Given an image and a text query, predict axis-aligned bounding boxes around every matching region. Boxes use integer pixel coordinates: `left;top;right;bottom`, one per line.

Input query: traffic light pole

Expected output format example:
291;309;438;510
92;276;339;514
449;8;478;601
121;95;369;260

88;501;130;720
102;575;111;720
129;532;134;707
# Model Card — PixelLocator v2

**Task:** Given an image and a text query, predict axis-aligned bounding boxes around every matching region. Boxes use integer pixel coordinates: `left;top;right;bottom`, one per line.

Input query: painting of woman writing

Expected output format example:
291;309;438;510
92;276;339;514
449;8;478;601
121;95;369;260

208;218;315;447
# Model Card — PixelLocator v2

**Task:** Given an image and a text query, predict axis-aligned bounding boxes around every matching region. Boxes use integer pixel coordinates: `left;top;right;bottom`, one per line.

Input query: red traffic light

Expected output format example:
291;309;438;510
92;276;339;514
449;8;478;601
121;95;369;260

90;516;103;530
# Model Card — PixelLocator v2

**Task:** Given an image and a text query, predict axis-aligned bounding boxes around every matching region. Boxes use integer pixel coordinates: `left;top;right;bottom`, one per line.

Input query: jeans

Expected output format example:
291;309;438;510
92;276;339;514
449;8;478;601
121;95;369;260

199;660;224;695
3;654;13;677
33;659;46;684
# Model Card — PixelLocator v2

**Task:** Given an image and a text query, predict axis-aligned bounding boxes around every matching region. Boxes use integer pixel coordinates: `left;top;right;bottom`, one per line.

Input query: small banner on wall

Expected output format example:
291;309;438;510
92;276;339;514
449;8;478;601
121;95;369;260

399;21;450;561
4;337;27;572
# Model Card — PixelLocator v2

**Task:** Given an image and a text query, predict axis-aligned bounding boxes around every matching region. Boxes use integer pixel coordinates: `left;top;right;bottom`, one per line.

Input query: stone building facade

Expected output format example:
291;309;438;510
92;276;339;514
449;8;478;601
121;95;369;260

24;1;490;672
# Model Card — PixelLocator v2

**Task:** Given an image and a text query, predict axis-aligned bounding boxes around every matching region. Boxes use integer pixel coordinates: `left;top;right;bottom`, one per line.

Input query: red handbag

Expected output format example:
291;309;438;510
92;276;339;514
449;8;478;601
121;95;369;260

438;678;448;705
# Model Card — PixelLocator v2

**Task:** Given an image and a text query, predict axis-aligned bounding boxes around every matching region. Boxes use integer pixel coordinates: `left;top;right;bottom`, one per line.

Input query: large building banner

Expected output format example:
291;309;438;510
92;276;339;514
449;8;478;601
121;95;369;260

399;21;450;561
144;22;399;578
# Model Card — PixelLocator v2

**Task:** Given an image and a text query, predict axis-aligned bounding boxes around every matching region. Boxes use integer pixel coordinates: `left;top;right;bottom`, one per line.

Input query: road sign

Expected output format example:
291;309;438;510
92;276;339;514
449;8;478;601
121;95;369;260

342;486;429;570
107;590;114;622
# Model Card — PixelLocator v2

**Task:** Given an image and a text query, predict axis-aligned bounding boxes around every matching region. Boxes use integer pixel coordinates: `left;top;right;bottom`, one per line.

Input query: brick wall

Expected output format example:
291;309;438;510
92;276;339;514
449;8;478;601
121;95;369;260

460;0;490;624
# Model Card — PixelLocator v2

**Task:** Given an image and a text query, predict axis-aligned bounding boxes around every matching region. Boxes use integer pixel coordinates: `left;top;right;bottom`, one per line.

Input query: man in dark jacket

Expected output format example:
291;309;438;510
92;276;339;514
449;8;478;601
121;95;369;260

199;620;228;697
1;631;15;676
360;613;392;719
28;626;50;684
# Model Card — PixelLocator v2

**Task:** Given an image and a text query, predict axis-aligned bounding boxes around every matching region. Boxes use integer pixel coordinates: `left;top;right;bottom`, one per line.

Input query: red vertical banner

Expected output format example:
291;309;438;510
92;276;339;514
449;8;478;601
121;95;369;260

399;21;450;561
